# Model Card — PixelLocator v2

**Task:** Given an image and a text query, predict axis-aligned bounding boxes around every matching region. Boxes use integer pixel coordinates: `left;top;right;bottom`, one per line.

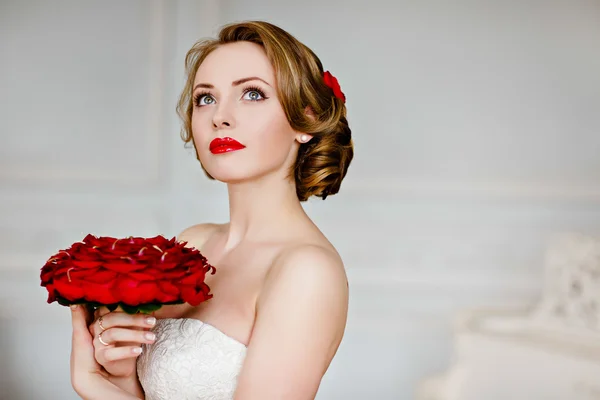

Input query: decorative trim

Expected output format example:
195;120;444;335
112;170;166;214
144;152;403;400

340;177;600;203
346;267;539;294
0;0;168;185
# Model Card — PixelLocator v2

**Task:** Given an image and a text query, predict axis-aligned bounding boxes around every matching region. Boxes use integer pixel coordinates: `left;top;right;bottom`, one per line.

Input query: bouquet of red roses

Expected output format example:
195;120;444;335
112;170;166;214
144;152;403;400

40;234;215;314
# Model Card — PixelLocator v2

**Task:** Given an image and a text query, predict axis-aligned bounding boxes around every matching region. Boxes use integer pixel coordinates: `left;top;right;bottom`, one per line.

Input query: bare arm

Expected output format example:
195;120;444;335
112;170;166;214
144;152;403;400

232;245;349;400
106;375;145;399
78;376;144;400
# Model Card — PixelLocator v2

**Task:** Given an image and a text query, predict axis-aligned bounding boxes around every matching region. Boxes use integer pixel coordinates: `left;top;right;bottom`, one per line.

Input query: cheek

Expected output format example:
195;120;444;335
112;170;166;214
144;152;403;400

191;111;214;158
191;111;211;142
250;131;293;171
247;111;294;158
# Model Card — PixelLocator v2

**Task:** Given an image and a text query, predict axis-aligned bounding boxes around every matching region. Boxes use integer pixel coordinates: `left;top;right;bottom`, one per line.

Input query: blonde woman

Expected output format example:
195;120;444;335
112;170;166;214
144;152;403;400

70;20;353;400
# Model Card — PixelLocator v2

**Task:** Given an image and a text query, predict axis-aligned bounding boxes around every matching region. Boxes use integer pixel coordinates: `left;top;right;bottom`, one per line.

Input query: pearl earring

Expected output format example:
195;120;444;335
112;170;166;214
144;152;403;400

300;134;309;143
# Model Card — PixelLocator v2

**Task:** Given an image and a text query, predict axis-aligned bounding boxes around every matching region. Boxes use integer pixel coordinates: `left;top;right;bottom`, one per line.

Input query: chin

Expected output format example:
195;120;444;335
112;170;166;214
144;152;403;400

205;162;284;185
200;150;289;184
203;164;258;184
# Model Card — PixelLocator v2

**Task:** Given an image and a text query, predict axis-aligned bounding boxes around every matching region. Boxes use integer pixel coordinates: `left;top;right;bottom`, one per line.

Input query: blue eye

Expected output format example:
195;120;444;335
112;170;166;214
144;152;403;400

242;86;268;101
194;93;215;107
243;90;263;101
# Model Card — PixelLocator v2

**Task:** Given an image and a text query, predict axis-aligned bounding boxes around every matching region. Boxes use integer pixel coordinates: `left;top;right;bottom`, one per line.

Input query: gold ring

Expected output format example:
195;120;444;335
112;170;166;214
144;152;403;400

98;316;106;331
98;331;110;346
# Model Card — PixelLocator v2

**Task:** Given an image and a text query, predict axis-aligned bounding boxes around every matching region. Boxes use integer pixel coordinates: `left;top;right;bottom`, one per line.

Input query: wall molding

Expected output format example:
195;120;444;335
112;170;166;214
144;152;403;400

340;177;600;204
0;0;169;186
346;267;540;296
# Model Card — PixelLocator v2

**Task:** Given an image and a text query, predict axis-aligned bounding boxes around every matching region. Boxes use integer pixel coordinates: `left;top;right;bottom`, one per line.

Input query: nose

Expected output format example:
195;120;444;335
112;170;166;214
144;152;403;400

212;103;235;130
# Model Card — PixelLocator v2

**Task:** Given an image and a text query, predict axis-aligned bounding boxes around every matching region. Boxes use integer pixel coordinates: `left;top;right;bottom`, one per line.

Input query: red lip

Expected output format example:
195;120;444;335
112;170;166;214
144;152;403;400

209;137;246;154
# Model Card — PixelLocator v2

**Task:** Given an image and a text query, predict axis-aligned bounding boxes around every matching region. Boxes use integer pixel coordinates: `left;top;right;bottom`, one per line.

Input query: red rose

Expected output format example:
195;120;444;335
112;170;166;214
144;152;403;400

323;71;346;103
40;234;215;314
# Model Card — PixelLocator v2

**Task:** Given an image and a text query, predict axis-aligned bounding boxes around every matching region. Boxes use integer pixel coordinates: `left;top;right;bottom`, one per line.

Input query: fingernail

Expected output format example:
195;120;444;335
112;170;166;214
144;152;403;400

145;317;156;326
145;332;156;341
132;347;142;354
70;304;78;310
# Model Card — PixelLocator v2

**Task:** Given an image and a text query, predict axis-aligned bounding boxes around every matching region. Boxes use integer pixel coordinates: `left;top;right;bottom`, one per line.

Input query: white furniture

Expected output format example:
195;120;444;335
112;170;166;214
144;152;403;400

417;233;600;400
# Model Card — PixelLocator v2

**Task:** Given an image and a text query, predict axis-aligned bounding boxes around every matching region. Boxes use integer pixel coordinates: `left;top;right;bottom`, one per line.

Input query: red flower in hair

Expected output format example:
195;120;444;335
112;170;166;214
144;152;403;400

323;71;346;103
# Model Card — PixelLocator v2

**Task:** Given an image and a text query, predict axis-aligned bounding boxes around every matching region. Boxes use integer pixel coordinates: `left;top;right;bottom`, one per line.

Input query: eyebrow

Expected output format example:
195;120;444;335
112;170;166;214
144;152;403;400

193;76;272;91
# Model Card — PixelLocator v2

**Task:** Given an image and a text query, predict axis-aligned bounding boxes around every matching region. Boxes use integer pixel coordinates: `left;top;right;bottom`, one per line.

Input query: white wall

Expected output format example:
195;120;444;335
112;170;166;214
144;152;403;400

1;1;599;399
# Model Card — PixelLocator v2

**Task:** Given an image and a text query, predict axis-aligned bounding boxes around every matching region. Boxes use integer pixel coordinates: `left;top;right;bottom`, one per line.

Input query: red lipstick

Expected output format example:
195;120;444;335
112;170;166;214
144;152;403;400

209;137;246;154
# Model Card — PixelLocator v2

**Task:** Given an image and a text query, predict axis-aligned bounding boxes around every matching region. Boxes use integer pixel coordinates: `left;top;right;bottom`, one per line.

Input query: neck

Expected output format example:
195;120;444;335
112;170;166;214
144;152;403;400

223;171;306;249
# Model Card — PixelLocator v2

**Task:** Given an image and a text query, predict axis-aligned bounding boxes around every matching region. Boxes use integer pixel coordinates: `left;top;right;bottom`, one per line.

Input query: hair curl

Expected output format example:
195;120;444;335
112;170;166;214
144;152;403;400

176;20;353;201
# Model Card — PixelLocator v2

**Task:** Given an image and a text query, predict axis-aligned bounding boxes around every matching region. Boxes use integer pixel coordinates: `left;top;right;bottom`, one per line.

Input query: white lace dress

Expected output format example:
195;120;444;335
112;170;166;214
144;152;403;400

137;318;247;400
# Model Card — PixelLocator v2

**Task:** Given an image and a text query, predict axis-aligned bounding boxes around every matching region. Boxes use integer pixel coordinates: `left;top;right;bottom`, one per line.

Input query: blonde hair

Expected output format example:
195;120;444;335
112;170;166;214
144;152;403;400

177;21;353;201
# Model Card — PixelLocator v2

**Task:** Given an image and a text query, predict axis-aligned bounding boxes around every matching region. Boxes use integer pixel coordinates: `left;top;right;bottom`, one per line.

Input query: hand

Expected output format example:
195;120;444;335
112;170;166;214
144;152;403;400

70;304;144;399
88;306;157;379
69;304;110;396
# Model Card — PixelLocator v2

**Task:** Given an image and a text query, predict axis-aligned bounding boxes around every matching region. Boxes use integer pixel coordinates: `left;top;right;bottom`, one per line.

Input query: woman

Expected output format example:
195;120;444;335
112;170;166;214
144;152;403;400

70;20;353;400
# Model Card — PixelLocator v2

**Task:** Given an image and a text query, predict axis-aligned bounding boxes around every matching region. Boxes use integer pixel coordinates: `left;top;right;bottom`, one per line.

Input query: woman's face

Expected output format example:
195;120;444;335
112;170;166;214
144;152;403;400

191;41;302;184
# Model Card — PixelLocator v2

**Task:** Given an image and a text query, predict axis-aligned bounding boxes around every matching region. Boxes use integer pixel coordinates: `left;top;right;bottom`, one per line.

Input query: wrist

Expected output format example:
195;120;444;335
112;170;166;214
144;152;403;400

79;375;143;400
108;375;145;398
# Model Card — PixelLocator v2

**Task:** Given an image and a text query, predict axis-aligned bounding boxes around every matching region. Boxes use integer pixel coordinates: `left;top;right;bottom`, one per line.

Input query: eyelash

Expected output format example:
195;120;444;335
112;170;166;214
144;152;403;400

193;91;212;107
244;85;268;101
193;86;269;107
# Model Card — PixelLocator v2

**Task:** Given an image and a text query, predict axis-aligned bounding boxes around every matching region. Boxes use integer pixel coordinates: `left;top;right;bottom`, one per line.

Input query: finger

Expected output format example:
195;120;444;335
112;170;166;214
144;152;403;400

94;327;156;347
97;345;144;364
70;305;98;372
92;312;156;334
89;311;112;337
71;304;93;341
95;306;111;317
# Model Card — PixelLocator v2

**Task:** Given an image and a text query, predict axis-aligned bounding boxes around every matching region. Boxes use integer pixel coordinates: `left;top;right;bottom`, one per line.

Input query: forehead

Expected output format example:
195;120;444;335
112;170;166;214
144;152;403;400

194;41;275;84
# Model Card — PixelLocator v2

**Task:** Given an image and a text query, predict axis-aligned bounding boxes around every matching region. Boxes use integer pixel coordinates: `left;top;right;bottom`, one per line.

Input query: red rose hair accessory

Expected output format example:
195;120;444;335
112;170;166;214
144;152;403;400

323;71;346;103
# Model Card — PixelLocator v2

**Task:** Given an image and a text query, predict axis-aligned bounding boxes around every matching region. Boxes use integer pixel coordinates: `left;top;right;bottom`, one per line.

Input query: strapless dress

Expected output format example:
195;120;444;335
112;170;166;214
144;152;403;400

137;318;247;400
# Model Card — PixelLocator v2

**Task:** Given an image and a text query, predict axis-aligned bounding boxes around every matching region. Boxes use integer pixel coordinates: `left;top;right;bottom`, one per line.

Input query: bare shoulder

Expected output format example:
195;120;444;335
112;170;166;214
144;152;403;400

235;242;348;397
261;243;349;308
176;222;223;250
274;243;346;281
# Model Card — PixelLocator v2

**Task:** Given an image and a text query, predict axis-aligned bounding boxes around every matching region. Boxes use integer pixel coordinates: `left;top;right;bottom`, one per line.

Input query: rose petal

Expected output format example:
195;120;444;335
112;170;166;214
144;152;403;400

158;280;180;296
180;285;213;306
84;282;119;304
83;269;118;284
127;271;157;281
71;260;104;269
103;261;147;273
54;279;86;301
45;283;57;303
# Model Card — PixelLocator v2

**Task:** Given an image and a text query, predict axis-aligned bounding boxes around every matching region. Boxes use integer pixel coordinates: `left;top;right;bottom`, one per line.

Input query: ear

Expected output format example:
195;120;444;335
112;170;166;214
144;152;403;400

295;106;315;144
304;105;316;120
296;133;313;144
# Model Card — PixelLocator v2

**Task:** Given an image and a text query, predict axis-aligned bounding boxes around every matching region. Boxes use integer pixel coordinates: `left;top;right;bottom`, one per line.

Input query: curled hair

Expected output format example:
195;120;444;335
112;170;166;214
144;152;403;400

176;21;353;201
